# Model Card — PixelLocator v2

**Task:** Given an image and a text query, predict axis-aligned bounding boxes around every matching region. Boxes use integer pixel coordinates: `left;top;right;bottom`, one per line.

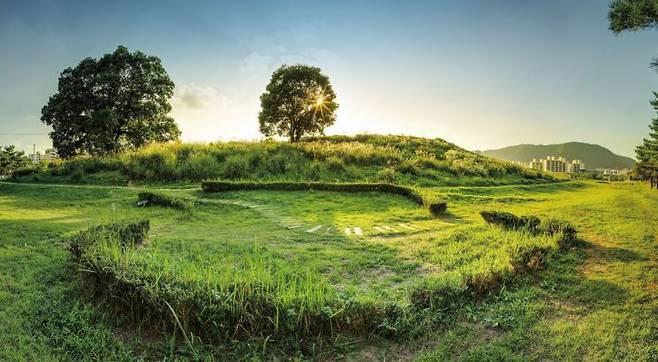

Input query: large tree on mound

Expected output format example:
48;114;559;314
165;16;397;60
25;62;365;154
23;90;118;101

41;46;180;158
259;64;338;143
609;0;658;188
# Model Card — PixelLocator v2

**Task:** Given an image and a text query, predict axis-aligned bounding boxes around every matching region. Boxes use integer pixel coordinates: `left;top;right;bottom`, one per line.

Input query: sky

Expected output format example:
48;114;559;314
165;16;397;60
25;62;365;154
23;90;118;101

1;0;657;158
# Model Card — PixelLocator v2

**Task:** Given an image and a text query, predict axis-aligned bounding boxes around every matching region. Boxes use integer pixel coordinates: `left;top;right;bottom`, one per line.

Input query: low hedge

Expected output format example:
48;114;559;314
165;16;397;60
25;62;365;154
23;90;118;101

412;212;579;310
137;191;190;210
67;219;149;259
11;166;39;178
428;202;448;217
201;181;425;206
480;210;578;249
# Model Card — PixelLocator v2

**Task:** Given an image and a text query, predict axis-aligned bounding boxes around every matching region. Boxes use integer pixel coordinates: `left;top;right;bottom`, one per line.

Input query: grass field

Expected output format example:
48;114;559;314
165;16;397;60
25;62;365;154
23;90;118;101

0;180;656;360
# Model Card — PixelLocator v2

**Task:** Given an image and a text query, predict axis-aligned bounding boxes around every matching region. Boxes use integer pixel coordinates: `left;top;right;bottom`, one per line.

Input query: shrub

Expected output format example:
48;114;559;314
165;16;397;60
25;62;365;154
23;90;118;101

428;202;448;217
221;156;249;179
137;191;190;210
11;166;39;177
376;168;396;183
508;244;553;273
480;210;524;229
179;153;219;180
397;160;420;175
265;154;289;174
67;220;150;258
481;210;578;249
326;157;345;172
541;218;578;249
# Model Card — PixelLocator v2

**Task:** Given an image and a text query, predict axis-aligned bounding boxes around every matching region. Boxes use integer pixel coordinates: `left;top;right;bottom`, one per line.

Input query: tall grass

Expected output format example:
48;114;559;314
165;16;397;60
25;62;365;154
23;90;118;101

21;135;554;186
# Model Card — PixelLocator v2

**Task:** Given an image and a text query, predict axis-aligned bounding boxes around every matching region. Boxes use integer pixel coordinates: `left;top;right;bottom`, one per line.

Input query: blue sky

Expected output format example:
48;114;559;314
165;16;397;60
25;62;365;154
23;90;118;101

1;0;656;157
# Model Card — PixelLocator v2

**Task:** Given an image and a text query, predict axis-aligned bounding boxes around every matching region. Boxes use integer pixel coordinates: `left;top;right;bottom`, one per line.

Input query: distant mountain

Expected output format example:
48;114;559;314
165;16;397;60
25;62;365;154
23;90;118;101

480;142;635;170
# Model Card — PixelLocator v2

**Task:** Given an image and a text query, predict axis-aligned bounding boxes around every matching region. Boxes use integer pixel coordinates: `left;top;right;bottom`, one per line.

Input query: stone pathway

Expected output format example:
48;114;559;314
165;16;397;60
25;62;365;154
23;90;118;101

197;197;437;237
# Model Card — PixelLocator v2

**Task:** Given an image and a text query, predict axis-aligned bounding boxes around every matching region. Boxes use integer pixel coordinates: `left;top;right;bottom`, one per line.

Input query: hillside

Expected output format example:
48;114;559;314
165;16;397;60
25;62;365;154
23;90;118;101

480;142;635;169
11;134;554;186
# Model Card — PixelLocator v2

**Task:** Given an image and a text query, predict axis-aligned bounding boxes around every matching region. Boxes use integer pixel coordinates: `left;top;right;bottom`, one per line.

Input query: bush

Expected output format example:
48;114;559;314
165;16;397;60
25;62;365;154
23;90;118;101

508;244;553;273
376;168;396;183
428;202;448;217
480;210;524;229
67;220;150;259
179;153;219;180
481;210;577;249
137;191;190;210
541;218;578;249
326;157;345;172
221;156;249;179
11;166;38;177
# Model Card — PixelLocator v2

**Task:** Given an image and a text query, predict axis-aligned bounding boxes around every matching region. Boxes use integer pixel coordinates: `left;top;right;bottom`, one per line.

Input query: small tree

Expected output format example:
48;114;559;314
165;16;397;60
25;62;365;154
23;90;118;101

609;0;658;188
634;93;658;188
41;46;180;158
0;146;29;176
259;65;338;143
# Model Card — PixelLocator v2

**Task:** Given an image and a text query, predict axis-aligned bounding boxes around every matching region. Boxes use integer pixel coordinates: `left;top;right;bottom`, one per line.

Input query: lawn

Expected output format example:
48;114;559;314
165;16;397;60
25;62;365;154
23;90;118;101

0;181;656;360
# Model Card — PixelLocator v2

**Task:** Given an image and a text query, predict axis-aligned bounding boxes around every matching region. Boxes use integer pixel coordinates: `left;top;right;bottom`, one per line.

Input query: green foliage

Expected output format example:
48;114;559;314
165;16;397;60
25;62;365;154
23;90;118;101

41;46;180;158
67;219;150;259
137;191;190;210
259;65;338;142
633;92;658;189
11;165;39;177
428;202;448;217
376;167;397;183
608;0;658;33
0;145;29;176
480;210;577;249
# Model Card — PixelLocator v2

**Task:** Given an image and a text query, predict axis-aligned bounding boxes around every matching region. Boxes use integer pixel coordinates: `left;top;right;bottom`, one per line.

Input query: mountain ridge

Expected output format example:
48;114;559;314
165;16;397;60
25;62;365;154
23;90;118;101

479;142;635;169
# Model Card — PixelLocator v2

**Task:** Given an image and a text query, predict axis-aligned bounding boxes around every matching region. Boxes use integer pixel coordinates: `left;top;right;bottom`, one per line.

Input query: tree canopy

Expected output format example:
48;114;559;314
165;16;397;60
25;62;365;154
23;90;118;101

634;94;658;188
609;0;658;33
0;145;29;176
609;0;658;188
258;65;338;143
41;46;180;158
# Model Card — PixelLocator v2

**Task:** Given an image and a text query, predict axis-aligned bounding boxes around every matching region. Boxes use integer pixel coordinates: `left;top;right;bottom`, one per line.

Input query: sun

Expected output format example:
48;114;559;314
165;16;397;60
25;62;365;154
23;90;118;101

314;94;325;107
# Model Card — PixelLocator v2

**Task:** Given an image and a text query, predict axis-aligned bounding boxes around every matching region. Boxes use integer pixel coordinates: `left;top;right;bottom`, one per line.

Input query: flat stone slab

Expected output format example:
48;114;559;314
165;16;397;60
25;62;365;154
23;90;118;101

306;225;323;233
344;227;351;235
354;227;363;235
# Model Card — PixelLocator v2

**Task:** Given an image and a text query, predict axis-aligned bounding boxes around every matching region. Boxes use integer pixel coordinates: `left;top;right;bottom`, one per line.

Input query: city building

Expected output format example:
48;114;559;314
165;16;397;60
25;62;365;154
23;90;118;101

29;148;58;164
526;156;584;173
542;156;567;173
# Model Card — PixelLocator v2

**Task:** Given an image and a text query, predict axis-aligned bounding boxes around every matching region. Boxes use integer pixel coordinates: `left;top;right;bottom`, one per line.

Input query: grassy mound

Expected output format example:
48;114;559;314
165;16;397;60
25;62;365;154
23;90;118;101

15;134;554;186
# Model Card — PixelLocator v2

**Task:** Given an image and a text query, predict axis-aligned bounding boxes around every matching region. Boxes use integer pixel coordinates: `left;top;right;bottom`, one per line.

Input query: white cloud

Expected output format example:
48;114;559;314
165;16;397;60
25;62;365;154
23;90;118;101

239;53;272;75
173;84;230;111
171;83;261;142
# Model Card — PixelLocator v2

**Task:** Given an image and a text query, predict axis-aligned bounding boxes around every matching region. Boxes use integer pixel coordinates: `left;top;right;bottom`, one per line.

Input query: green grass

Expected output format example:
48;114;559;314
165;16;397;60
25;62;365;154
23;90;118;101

12;135;554;187
1;180;656;360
